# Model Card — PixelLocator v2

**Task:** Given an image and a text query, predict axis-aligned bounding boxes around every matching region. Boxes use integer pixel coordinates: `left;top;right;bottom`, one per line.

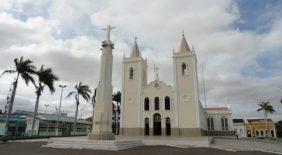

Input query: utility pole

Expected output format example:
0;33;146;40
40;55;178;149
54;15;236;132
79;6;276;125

202;65;207;109
202;65;209;140
55;84;67;136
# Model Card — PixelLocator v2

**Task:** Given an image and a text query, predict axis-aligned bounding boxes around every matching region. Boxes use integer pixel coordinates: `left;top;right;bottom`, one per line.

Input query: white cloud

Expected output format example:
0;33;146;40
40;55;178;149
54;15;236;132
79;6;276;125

0;0;281;121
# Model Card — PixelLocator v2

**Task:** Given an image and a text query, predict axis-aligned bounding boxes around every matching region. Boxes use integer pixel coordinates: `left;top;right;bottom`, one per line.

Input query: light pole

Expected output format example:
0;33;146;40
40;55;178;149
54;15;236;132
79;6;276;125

55;84;67;136
202;65;209;141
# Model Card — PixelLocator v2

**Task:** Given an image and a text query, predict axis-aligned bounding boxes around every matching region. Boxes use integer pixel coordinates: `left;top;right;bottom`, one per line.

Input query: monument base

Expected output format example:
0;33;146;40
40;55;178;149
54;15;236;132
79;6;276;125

88;131;115;140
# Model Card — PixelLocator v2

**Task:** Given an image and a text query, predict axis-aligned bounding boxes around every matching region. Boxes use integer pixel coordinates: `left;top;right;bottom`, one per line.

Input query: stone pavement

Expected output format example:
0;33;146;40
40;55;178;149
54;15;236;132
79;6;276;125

211;137;282;154
1;142;277;155
12;136;282;154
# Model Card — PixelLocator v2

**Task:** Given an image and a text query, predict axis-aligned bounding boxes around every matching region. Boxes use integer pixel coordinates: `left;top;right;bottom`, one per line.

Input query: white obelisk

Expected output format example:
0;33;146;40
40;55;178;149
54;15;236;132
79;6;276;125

88;25;115;140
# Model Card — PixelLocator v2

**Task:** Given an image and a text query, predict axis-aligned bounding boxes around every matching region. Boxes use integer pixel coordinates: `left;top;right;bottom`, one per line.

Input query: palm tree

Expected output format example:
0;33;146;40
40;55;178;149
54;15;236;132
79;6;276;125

257;101;275;138
1;56;36;138
112;91;121;135
31;65;58;136
67;82;91;135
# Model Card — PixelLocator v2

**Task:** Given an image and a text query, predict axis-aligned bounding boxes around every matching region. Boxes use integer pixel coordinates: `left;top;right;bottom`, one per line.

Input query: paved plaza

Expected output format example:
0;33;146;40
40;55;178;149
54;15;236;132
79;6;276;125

0;136;280;155
0;141;279;155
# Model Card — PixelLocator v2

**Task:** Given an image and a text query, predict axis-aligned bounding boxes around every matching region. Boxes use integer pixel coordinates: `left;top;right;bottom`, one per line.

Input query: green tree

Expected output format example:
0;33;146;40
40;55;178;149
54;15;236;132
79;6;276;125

257;101;275;138
1;56;36;137
67;82;91;135
112;91;121;134
31;65;58;136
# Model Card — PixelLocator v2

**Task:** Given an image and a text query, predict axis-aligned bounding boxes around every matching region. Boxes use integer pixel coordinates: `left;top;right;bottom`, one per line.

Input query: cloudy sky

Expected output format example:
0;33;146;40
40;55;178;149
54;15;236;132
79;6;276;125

0;0;281;121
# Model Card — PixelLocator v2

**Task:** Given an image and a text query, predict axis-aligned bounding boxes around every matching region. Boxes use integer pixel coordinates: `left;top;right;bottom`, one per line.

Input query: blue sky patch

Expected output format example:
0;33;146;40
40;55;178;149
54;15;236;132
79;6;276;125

234;0;282;34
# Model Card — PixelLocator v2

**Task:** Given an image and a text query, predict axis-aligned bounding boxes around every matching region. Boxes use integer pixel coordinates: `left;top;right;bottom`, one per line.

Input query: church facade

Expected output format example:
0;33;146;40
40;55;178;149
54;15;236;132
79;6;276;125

120;34;209;136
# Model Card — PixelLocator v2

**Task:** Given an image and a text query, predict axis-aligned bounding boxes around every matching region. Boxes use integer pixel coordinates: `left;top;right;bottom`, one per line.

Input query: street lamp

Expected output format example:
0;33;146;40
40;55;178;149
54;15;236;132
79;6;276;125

55;84;67;136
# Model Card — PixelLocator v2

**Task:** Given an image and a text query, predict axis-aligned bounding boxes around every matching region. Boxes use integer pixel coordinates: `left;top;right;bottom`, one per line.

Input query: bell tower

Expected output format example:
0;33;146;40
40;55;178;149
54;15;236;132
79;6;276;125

120;38;147;136
173;34;204;136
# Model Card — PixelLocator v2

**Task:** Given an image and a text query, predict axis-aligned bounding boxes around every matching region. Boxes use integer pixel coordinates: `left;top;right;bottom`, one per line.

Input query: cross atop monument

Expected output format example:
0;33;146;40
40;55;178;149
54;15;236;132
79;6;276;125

102;25;116;42
154;64;160;81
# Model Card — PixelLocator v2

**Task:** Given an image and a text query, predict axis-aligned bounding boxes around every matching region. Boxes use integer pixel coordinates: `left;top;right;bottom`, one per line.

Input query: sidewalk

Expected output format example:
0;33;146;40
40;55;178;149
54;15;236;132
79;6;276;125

211;137;282;154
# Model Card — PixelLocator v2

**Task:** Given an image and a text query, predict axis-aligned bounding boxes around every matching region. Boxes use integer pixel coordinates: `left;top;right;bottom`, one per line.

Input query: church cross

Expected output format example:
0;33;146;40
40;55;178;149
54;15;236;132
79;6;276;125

102;25;116;42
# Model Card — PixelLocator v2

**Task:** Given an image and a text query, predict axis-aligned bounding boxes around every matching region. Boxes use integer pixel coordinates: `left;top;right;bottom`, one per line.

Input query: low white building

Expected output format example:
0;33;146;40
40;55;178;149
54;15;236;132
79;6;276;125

204;106;234;136
13;111;92;136
232;119;247;138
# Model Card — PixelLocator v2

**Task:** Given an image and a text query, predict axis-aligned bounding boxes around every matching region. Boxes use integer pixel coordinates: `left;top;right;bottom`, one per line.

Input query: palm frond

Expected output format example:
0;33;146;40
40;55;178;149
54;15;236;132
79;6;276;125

257;101;275;114
81;92;91;102
0;70;16;77
16;57;36;74
37;65;59;94
20;72;35;86
66;91;76;98
113;91;121;103
257;108;263;112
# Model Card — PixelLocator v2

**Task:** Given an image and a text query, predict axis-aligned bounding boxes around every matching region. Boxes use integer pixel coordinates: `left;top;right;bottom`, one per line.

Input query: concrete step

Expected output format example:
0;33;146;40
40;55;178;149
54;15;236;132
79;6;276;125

43;136;210;150
142;140;209;147
43;139;144;150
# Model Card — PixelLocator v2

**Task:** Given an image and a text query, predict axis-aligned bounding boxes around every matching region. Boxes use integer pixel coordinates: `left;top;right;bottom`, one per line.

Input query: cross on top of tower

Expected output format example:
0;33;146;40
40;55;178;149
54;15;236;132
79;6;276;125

102;25;116;43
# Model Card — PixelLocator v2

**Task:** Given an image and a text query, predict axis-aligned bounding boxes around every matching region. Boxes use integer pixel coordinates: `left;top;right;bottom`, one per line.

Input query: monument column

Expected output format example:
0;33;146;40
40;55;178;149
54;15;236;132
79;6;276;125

88;25;115;140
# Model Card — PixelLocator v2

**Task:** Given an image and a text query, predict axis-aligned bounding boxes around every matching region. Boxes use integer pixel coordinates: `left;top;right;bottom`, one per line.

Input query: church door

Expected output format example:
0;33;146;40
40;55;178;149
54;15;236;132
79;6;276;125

165;117;171;136
153;113;162;136
145;118;149;136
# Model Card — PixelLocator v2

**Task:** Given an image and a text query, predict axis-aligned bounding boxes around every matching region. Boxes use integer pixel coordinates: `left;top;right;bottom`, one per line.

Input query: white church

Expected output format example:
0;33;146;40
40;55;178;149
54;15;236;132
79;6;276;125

120;34;234;137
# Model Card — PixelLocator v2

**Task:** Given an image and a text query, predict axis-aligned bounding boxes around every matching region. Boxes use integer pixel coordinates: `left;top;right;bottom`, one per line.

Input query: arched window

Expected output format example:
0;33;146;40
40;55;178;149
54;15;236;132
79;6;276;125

154;97;159;110
256;131;259;136
207;118;211;130
224;117;228;130
207;117;214;131
261;130;264;137
165;117;171;136
165;96;170;110
221;116;228;131
221;117;225;130
271;130;275;137
129;67;134;79
182;63;186;75
144;97;149;111
144;118;149;135
211;118;214;130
